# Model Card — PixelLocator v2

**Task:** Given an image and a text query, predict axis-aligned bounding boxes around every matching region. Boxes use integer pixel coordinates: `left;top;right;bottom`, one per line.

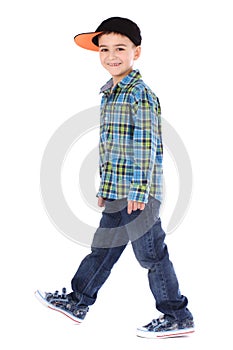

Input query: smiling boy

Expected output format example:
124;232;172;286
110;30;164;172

35;17;194;339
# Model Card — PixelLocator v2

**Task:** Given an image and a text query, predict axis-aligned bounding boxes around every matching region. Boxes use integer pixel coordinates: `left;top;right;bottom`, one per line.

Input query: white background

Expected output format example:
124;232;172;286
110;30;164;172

1;0;233;349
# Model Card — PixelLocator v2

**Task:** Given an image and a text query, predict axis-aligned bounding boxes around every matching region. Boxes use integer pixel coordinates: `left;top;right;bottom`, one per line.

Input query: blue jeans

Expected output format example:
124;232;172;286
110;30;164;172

71;196;192;320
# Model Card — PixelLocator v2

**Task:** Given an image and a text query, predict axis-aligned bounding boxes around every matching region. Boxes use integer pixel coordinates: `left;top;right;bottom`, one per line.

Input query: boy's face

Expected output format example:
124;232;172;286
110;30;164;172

98;33;141;85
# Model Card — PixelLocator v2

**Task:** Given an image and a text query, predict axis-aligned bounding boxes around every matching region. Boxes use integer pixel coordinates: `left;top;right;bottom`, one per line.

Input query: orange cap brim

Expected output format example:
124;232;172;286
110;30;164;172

74;32;103;51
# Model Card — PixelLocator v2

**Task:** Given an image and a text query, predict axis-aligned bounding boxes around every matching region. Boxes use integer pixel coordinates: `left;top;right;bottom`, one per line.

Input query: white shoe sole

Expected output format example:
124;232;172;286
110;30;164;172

136;326;195;339
35;290;82;324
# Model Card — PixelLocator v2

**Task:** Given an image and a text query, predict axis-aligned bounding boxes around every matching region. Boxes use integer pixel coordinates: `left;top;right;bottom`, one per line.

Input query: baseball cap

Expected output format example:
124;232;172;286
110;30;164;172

74;17;142;51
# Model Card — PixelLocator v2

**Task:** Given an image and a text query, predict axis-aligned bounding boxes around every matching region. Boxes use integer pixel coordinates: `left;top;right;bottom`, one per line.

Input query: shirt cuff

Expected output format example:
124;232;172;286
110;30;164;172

127;185;150;203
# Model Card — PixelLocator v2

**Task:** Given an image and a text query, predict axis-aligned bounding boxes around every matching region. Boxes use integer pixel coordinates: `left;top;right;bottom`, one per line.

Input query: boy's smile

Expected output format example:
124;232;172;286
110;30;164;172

98;33;141;86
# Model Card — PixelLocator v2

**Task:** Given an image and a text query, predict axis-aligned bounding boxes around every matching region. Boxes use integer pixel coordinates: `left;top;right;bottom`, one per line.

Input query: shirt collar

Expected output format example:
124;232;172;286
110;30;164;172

100;69;142;94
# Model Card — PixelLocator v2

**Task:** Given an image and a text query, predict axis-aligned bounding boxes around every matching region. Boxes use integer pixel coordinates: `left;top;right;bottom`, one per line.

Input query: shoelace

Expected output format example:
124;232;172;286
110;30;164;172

151;315;165;326
47;288;67;300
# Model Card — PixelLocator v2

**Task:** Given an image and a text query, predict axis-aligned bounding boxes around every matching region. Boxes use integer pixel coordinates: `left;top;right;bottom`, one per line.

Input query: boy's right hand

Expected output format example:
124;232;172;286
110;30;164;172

98;197;105;207
127;200;145;214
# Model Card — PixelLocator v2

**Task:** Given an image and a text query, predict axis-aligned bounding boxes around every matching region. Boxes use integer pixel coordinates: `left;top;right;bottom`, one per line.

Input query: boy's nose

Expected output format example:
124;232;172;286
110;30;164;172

108;50;117;59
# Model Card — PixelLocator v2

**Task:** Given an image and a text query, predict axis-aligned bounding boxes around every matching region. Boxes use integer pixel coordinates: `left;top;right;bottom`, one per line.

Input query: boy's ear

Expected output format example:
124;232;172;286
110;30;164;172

134;46;141;60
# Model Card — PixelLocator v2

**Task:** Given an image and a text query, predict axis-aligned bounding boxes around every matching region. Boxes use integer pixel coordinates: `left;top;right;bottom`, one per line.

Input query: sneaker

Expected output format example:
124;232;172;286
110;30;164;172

136;314;195;339
35;288;88;324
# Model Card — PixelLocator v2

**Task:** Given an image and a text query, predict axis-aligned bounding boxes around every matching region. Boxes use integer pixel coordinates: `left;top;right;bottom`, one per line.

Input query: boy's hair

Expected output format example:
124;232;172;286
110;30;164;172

95;31;138;47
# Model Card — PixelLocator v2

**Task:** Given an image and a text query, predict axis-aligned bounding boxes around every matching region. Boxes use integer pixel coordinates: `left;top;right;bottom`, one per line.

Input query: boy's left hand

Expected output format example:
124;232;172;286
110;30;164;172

127;200;145;214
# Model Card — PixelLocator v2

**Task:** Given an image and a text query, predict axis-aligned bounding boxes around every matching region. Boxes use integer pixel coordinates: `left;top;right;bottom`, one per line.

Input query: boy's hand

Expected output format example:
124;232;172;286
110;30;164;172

98;197;105;207
127;200;145;214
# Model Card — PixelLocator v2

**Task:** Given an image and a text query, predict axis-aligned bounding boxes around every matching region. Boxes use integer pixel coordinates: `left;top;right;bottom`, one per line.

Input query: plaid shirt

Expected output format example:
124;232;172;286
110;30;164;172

97;70;163;204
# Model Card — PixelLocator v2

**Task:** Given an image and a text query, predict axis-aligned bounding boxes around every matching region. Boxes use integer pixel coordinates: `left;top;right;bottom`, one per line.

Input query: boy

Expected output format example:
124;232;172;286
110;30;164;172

35;17;194;339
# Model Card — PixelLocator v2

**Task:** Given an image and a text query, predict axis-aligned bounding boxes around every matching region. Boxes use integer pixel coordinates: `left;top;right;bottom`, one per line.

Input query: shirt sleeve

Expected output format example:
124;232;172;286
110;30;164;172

127;89;159;203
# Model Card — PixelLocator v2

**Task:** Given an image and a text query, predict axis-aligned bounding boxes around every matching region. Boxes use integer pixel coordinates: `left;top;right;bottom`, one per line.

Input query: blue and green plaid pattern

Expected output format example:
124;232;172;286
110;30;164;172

97;70;163;204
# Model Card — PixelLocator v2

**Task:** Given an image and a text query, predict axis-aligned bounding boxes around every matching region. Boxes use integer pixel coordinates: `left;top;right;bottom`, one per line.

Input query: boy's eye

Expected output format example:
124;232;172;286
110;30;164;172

99;47;125;52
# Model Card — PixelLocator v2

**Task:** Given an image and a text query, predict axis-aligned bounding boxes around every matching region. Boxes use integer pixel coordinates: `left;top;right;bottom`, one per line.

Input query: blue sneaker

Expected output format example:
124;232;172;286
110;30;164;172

35;288;88;324
136;314;195;339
